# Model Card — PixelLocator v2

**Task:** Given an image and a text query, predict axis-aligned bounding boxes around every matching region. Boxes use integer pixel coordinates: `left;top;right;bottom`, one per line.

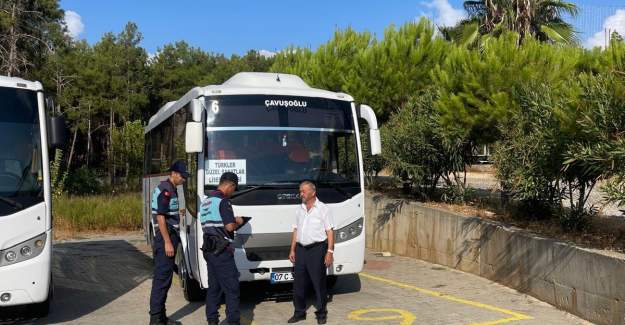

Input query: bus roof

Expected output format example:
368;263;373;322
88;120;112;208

0;75;43;91
145;72;354;133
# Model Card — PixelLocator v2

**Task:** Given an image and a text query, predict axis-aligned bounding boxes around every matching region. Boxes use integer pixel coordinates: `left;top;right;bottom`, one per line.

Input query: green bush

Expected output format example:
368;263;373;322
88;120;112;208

492;83;567;214
383;92;472;201
53;193;142;232
562;74;625;210
65;166;102;195
494;74;625;224
559;208;595;232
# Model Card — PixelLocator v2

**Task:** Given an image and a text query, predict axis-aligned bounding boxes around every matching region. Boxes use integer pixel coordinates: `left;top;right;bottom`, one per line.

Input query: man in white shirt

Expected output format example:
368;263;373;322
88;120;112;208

287;180;335;325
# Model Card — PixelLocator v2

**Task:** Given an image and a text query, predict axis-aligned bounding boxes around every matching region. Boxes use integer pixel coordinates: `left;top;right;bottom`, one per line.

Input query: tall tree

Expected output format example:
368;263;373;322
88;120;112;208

0;0;64;76
148;41;219;111
272;19;450;122
447;0;579;48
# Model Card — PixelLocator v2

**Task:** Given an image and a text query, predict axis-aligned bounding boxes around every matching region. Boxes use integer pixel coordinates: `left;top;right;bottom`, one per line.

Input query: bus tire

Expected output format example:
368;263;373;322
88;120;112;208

176;243;204;301
32;276;52;318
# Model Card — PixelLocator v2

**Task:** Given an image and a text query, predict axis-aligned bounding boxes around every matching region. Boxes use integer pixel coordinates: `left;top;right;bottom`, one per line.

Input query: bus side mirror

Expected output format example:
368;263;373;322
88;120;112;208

48;116;67;150
190;97;204;122
185;122;203;153
358;104;381;156
45;96;55;112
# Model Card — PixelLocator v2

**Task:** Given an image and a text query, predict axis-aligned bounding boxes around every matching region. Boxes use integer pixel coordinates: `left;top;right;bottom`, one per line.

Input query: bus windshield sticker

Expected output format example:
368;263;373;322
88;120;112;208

205;159;247;185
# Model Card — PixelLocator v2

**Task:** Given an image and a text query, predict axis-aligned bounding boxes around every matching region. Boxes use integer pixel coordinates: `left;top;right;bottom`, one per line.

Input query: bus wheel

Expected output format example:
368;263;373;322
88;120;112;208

176;243;204;301
32;276;52;318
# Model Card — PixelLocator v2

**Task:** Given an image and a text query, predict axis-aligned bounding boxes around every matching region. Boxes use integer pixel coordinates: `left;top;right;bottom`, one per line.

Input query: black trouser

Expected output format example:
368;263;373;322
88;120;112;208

204;248;240;323
149;229;179;317
293;241;328;319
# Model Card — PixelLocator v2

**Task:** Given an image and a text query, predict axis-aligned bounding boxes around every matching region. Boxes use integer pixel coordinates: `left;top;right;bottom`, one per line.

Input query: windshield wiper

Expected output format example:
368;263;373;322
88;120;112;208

317;182;353;199
230;183;298;199
0;196;23;209
13;162;32;195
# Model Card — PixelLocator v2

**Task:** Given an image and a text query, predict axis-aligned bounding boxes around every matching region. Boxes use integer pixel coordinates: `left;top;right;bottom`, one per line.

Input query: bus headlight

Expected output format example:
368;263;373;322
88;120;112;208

0;233;47;267
334;218;364;244
0;293;11;302
5;251;16;262
20;246;32;257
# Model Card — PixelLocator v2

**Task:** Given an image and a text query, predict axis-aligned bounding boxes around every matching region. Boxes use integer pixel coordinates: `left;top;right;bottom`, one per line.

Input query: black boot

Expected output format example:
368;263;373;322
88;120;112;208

287;314;306;323
149;314;163;325
161;315;182;325
207;318;219;325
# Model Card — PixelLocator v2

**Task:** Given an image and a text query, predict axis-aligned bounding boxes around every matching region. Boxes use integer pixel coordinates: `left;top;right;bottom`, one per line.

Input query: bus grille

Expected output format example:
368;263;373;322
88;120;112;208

245;246;291;261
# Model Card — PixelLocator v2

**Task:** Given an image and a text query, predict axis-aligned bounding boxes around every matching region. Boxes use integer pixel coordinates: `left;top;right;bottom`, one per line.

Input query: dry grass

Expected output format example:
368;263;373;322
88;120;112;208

52;193;142;240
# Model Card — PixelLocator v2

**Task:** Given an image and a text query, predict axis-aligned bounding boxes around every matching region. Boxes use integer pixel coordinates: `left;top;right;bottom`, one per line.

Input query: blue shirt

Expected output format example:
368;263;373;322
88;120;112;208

199;190;235;240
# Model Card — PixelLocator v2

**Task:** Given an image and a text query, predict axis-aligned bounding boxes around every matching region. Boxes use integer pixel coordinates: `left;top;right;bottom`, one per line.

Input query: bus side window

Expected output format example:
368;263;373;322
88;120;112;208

144;131;151;175
150;126;162;174
173;107;187;161
160;118;174;172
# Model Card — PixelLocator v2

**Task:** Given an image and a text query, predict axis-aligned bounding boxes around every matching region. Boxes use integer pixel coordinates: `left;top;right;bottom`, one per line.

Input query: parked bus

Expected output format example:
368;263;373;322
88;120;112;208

143;72;381;300
0;76;65;316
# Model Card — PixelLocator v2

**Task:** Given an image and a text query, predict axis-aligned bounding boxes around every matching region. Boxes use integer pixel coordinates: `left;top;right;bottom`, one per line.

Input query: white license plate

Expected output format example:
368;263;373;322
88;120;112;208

271;272;294;283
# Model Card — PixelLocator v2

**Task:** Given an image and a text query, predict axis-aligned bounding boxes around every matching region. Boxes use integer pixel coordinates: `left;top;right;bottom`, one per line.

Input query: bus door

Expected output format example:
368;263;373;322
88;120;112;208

182;156;200;277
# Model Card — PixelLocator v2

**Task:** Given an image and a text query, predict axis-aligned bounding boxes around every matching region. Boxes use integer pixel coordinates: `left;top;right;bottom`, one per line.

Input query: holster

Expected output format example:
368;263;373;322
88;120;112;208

201;233;230;256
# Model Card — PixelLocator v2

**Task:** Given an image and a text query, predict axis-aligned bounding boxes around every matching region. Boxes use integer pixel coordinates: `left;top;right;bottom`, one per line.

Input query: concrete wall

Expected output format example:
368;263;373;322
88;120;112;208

365;191;625;325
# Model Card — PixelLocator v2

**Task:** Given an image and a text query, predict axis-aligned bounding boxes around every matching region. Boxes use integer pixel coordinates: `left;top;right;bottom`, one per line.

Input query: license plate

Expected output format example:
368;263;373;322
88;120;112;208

270;272;294;283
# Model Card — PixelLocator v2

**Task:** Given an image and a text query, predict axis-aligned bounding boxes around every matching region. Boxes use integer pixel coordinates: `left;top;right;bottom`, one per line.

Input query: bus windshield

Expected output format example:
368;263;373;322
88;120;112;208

0;87;43;216
203;95;360;203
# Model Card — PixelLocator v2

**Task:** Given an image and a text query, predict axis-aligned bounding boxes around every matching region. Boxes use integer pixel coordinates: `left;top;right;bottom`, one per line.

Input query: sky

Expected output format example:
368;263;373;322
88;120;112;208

59;0;625;56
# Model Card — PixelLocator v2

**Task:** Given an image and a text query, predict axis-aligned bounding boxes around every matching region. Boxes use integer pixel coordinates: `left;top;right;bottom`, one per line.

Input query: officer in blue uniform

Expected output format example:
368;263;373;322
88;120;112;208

148;160;188;325
199;172;244;325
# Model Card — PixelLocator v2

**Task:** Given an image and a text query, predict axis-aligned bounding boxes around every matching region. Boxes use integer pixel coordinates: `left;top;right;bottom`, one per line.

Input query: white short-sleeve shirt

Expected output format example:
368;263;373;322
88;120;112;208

293;198;334;246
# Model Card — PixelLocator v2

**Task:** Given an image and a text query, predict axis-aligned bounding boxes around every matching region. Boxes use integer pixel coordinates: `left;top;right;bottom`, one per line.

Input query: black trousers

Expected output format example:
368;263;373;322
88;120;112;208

149;231;179;316
203;248;240;323
293;241;328;318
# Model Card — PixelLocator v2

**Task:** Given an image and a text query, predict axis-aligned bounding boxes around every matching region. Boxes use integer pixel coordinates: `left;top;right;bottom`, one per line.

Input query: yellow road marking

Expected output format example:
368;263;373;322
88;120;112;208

360;272;533;325
349;308;417;325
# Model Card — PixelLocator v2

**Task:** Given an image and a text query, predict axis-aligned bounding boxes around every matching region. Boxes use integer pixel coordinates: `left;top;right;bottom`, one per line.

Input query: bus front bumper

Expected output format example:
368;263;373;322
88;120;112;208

0;230;52;307
236;233;365;282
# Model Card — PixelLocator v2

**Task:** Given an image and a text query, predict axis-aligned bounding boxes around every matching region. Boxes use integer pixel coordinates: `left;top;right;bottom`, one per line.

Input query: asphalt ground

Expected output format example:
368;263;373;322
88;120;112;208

0;233;590;325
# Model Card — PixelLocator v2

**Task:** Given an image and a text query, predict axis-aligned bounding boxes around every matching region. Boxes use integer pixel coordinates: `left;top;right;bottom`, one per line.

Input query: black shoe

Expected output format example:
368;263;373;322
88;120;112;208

317;318;327;325
149;314;162;325
228;321;241;325
207;319;219;325
162;316;182;325
287;314;306;323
